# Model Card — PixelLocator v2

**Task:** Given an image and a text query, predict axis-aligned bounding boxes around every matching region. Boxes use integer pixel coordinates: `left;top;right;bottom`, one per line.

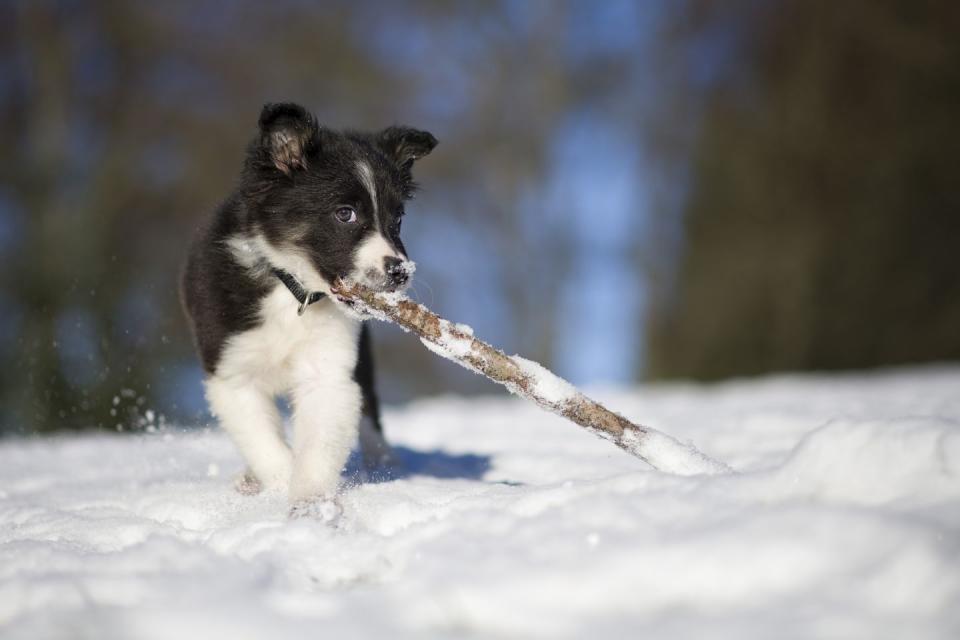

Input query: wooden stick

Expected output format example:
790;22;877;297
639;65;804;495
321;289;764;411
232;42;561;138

332;281;731;476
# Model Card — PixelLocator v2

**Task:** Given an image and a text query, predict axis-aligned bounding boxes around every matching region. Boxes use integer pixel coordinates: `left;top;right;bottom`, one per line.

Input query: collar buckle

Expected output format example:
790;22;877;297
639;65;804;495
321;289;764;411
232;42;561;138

271;267;325;315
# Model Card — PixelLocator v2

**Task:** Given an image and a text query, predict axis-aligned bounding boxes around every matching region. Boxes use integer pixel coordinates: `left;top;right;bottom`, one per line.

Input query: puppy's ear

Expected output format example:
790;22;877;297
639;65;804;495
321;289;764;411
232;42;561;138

378;126;438;170
258;103;319;175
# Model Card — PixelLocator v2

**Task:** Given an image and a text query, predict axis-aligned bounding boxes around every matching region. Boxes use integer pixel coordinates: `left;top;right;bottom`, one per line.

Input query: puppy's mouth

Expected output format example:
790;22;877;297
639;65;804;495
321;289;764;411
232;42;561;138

330;279;376;319
330;260;415;319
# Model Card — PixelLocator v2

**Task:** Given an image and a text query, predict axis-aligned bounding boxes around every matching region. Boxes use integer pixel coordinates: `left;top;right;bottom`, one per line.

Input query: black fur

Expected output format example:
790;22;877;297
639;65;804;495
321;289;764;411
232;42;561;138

354;323;383;433
181;191;272;373
180;103;436;434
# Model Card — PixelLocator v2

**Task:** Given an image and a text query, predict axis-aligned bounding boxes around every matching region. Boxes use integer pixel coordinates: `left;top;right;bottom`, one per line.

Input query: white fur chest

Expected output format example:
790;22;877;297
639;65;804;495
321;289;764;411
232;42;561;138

214;285;362;393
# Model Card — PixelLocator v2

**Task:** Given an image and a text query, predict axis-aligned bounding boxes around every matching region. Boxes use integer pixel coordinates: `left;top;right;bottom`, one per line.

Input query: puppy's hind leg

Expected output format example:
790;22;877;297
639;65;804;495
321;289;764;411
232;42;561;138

354;324;396;471
359;413;395;472
206;376;292;493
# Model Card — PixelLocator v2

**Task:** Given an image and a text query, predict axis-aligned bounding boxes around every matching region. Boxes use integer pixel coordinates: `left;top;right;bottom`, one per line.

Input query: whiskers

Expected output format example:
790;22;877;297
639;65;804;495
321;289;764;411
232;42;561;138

405;278;435;308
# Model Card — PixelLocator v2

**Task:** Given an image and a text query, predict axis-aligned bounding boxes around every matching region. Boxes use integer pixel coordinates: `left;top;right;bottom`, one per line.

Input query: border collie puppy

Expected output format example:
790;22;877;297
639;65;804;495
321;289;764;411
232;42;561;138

181;103;436;517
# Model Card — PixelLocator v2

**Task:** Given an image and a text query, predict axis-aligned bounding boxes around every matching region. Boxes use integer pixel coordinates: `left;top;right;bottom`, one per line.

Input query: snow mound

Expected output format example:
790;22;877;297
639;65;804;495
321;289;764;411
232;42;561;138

1;368;959;639
762;416;960;504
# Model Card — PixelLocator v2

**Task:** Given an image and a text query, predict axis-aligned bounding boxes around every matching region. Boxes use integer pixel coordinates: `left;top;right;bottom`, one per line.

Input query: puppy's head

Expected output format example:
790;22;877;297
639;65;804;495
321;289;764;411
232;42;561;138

241;103;436;295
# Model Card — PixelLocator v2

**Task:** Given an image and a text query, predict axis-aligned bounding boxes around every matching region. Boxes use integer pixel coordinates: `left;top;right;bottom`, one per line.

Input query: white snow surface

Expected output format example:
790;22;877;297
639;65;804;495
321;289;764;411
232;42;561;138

2;367;960;639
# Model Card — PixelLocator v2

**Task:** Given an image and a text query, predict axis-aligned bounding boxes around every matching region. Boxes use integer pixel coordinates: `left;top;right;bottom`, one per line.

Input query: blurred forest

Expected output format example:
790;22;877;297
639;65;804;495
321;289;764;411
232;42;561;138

647;1;960;379
1;0;957;436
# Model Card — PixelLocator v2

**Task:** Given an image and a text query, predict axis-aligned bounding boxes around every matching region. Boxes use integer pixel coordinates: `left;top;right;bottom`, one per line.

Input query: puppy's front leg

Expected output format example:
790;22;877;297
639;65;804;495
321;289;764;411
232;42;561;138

206;376;292;491
288;373;362;514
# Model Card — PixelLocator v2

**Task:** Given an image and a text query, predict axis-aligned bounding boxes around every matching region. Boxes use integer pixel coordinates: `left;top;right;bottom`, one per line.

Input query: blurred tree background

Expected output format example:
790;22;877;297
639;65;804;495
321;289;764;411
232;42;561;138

646;0;960;379
1;0;957;436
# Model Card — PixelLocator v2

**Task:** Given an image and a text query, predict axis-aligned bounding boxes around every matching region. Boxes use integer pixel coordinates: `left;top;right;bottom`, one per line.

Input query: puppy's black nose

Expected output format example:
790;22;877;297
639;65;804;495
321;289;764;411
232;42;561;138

384;256;409;289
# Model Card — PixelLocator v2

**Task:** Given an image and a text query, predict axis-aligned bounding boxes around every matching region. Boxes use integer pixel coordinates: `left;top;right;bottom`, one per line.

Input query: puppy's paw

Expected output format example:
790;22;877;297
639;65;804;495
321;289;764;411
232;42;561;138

289;496;343;524
233;470;263;496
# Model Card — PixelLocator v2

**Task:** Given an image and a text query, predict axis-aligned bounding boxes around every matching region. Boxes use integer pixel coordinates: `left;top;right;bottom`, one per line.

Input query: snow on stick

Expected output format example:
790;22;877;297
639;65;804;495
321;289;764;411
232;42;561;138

332;281;731;476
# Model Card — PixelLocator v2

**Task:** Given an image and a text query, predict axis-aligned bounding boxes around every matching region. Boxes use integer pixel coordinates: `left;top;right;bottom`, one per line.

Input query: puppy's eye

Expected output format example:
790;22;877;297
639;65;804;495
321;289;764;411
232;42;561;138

335;206;358;224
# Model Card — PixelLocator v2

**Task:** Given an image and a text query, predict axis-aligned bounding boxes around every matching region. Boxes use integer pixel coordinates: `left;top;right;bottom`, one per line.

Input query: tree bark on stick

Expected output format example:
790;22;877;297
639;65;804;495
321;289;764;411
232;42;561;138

332;281;731;476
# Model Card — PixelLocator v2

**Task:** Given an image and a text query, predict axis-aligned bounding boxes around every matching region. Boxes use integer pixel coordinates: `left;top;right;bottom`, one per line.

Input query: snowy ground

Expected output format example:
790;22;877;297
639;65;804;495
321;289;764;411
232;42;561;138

1;367;959;639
